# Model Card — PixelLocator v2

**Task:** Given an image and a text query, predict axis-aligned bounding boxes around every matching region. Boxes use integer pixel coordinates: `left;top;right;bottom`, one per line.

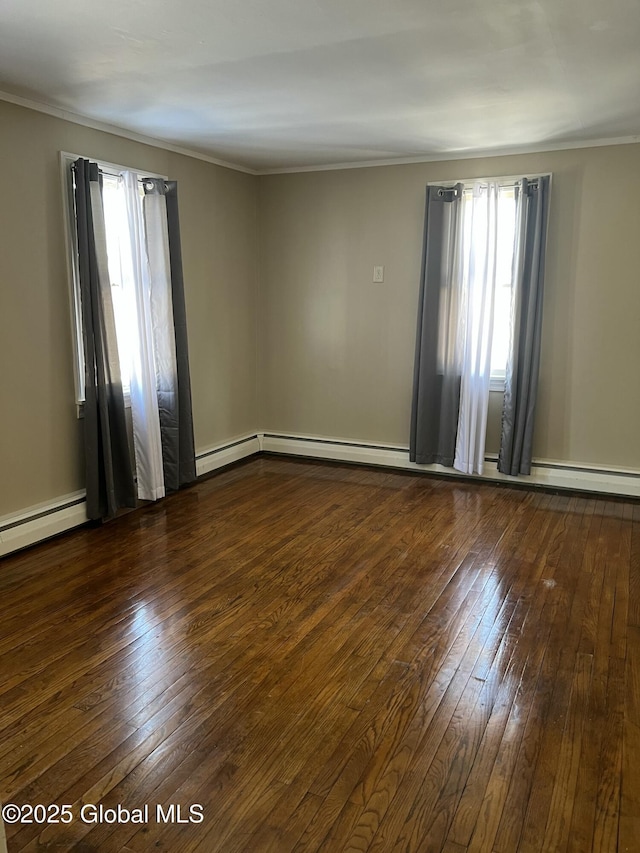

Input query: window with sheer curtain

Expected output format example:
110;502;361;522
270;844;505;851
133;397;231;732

458;183;518;386
63;154;196;519
410;175;550;478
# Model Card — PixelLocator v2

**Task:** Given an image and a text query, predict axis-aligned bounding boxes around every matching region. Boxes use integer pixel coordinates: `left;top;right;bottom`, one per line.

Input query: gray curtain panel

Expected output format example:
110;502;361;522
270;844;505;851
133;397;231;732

142;179;197;491
73;159;136;520
498;175;551;475
410;184;465;466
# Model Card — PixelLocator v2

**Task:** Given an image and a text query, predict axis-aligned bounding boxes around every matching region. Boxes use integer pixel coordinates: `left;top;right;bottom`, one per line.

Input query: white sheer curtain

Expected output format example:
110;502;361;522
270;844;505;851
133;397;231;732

454;181;500;475
120;171;166;501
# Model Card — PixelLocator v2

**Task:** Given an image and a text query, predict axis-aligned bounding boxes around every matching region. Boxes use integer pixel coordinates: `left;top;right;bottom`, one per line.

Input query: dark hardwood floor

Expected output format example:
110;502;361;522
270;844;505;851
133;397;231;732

0;456;638;852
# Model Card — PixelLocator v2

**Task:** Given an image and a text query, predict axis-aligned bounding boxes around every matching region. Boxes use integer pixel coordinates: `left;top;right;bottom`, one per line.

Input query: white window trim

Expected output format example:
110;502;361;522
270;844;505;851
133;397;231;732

60;151;168;417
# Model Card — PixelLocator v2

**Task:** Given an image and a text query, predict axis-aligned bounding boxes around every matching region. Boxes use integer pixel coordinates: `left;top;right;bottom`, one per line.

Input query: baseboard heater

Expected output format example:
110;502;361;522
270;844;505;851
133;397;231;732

2;432;638;559
260;433;640;498
0;433;260;558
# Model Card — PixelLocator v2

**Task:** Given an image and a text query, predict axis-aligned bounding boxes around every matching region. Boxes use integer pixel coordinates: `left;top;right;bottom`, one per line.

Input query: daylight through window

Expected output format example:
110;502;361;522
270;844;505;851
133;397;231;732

63;154;167;406
460;183;517;384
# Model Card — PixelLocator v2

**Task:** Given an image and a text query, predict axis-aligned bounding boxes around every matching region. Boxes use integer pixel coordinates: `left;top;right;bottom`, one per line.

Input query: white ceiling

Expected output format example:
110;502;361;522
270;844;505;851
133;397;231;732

1;0;639;171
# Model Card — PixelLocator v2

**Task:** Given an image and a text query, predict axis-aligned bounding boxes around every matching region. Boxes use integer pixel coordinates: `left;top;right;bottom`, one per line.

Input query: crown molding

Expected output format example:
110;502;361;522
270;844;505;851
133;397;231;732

0;89;257;176
2;88;638;177
257;134;640;175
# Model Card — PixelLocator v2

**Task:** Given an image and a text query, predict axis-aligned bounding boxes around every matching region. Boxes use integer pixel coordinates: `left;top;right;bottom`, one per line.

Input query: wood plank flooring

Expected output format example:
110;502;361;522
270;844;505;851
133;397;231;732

0;456;638;852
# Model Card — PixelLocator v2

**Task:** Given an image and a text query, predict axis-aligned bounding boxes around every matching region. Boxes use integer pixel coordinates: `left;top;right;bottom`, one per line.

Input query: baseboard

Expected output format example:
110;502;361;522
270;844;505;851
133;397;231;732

1;434;262;559
3;430;637;560
0;491;88;558
260;432;640;498
195;433;261;477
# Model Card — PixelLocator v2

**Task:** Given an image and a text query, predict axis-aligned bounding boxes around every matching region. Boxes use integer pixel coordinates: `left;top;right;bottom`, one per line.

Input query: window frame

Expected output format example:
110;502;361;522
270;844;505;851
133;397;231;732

60;151;168;416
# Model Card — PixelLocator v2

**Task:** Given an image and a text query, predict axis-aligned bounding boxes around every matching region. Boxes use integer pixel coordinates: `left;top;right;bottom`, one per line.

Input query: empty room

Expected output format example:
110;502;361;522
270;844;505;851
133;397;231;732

1;1;639;851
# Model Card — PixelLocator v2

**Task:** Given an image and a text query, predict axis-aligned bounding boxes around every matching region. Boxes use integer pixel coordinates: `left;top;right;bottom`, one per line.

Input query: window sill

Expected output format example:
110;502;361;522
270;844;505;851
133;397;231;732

490;377;505;392
76;393;131;419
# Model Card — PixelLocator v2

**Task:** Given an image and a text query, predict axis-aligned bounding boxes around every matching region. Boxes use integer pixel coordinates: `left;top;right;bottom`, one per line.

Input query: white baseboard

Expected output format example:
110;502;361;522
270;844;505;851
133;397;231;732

1;434;261;559
0;491;88;558
260;432;640;498
195;433;260;477
3;431;637;560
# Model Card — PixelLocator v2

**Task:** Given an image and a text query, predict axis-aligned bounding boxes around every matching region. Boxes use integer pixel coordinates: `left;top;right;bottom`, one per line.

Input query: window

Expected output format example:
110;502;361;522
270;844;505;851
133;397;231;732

61;152;167;409
459;182;517;388
410;174;550;476
100;172;143;398
63;153;196;515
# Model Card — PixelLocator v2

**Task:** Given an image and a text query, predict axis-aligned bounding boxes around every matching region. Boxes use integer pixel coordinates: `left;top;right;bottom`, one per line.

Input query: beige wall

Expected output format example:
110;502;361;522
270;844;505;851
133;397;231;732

0;100;258;517
2;94;639;524
258;144;640;470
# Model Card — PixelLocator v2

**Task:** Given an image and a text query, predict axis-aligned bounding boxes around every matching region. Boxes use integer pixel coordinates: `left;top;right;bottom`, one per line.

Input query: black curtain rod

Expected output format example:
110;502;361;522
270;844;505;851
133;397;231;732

437;179;539;197
70;162;168;188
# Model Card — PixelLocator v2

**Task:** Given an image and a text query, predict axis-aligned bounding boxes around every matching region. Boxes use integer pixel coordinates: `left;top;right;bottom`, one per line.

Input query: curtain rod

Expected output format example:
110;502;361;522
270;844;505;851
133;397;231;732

431;172;549;189
70;163;169;191
436;178;540;198
71;162;159;180
64;151;168;182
